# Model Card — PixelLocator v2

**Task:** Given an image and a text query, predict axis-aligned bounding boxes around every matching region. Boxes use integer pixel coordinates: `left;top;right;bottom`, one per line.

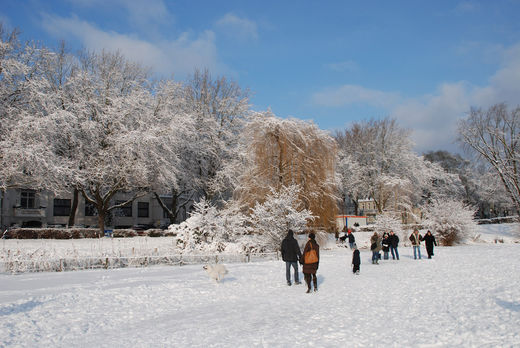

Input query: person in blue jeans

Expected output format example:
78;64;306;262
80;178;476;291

347;229;356;249
409;229;423;259
281;229;302;285
370;232;381;264
389;230;400;260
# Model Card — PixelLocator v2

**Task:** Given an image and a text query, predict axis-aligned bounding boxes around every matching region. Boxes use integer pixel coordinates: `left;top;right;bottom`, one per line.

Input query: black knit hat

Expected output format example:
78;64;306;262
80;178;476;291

309;232;316;240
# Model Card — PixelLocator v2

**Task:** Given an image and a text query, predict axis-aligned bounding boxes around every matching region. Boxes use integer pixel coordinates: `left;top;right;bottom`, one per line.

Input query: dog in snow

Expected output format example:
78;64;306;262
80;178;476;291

203;264;228;283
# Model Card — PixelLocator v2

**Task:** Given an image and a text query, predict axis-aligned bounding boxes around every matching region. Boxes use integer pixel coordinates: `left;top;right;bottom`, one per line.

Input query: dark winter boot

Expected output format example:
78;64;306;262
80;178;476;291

313;277;318;292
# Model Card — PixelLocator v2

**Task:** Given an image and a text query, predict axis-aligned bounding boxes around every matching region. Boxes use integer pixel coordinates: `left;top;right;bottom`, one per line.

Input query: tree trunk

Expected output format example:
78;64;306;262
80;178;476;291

154;191;176;224
97;206;105;237
0;189;4;232
67;188;79;227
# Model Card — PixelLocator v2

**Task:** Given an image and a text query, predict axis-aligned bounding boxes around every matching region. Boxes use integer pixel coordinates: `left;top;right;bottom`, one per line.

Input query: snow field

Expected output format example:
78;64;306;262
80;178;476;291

1;243;519;347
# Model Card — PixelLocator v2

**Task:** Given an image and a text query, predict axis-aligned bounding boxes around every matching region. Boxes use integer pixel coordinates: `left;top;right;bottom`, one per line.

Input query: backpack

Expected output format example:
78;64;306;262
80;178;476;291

304;242;319;263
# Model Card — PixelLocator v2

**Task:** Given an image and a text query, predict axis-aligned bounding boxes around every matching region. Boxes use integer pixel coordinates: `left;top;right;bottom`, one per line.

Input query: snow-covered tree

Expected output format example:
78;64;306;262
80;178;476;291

237;112;337;230
335;118;461;220
0;25;58;191
422;198;477;245
458;103;520;216
424;150;513;218
18;50;185;234
248;185;315;251
373;212;404;235
183;69;250;202
154;69;251;223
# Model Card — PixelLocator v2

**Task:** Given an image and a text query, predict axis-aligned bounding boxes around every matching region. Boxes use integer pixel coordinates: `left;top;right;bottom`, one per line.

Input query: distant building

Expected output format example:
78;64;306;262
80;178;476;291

0;188;187;231
358;198;377;224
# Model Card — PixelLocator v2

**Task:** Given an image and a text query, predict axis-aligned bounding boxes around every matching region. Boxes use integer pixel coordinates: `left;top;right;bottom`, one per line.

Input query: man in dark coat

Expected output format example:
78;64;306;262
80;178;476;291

423;230;437;259
389;230;400;260
352;244;361;274
281;229;302;286
301;232;320;293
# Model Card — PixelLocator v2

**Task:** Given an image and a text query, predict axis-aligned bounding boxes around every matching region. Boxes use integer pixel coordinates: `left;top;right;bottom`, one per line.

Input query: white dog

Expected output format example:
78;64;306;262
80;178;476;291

203;264;228;283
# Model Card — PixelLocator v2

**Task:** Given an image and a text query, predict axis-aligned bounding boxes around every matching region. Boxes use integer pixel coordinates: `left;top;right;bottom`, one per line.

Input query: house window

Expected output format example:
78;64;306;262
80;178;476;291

85;202;97;216
53;199;71;216
138;202;149;218
115;200;132;217
20;190;36;209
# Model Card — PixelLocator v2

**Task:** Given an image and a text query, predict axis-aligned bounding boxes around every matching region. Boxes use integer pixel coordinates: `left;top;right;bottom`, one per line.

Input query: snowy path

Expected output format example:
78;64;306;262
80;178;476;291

1;244;519;347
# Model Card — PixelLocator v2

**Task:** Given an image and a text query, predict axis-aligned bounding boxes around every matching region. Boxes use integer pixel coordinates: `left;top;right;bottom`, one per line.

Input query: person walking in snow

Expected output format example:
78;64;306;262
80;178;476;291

281;229;302;286
382;232;390;260
370;232;381;264
301;232;320;293
347;229;356;250
423;230;437;259
389;230;400;260
352;243;361;275
409;229;423;260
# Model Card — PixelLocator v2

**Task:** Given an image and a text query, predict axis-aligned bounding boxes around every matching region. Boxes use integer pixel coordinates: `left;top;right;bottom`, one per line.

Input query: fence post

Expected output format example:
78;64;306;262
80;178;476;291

105;257;109;269
59;259;63;272
247;252;250;263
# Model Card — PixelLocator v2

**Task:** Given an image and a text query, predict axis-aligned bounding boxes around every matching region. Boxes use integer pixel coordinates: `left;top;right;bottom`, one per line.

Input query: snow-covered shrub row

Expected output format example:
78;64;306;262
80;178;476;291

423;198;477;245
5;228;102;239
3;228;169;239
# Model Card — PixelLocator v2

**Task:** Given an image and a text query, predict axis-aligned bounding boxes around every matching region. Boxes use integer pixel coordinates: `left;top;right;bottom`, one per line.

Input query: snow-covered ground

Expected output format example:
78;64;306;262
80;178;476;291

1;237;520;347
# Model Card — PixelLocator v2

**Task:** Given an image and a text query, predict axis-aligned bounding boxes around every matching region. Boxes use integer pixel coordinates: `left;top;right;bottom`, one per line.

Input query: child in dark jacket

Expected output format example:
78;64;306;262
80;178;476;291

352;244;360;275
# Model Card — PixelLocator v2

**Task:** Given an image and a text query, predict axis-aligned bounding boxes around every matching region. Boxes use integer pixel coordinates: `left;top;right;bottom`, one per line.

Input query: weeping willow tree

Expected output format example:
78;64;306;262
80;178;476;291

236;112;338;231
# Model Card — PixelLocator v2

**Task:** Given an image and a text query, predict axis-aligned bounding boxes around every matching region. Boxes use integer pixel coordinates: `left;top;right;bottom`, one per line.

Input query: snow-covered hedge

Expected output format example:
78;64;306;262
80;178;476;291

3;228;168;239
4;228;102;239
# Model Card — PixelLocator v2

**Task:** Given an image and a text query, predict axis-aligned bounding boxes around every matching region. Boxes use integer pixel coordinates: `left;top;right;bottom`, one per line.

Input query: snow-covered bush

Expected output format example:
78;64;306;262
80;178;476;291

423;198;477;245
249;185;315;251
168;199;249;253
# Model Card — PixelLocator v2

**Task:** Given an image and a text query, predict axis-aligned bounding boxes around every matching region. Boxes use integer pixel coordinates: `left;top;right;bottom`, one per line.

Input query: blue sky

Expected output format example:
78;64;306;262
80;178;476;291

2;0;520;154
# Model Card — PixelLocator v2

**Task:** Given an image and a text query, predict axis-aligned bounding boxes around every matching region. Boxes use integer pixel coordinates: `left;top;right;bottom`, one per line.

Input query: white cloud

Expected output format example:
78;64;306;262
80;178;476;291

312;84;401;109
40;14;224;77
392;82;471;153
312;42;520;154
215;13;258;41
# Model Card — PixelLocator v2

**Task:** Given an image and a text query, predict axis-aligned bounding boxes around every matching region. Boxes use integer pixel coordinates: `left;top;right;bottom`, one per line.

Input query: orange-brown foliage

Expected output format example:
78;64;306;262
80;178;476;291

237;115;338;230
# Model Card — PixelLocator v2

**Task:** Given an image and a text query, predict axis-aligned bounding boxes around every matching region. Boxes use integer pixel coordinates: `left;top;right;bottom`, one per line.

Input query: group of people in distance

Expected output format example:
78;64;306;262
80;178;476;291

352;228;438;274
281;227;438;293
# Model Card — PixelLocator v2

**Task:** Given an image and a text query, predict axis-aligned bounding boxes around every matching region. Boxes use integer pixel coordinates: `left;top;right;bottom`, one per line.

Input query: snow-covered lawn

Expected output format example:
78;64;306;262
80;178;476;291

1;242;519;347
